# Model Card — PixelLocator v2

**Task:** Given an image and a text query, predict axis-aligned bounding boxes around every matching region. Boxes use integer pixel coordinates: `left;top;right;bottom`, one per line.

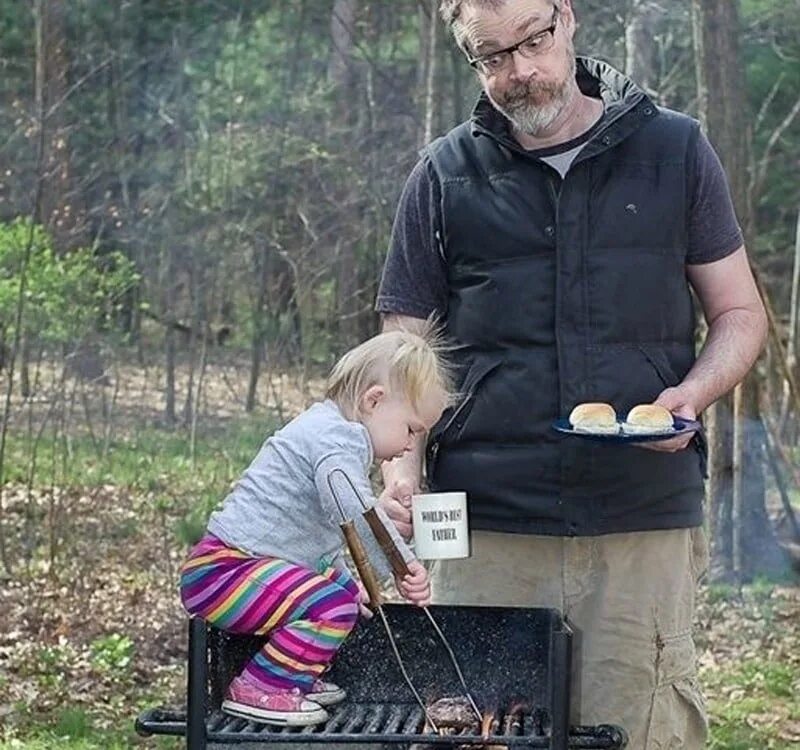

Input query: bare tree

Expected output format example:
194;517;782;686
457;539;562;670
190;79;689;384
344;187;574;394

625;0;661;95
329;0;360;346
422;0;441;145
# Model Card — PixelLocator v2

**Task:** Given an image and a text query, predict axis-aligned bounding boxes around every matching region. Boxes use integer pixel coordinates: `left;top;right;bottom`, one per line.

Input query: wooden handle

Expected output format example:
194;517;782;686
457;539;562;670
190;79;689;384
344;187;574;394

340;520;382;608
363;508;411;577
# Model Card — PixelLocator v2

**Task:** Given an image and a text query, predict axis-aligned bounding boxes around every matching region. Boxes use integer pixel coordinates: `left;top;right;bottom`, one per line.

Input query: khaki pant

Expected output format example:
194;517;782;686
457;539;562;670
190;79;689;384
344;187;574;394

429;528;709;750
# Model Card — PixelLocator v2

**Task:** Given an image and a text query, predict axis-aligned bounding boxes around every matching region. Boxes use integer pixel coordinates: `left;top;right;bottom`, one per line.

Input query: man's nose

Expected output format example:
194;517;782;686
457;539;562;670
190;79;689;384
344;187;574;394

507;50;540;81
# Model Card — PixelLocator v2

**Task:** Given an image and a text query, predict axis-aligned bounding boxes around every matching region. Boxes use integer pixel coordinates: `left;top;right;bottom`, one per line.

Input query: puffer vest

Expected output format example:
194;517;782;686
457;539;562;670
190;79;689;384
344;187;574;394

425;58;706;536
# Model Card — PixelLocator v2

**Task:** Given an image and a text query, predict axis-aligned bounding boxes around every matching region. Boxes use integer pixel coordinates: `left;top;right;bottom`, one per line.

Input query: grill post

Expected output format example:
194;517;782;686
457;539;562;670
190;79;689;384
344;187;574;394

187;617;208;750
548;616;572;750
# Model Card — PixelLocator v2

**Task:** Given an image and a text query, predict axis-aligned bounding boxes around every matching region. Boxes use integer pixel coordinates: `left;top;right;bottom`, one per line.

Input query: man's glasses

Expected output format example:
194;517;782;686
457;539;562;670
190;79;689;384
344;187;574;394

466;8;559;75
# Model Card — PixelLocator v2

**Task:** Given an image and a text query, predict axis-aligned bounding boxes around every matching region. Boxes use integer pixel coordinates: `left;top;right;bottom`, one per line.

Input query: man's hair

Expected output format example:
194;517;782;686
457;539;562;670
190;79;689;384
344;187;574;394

440;0;503;28
326;320;455;416
440;0;563;52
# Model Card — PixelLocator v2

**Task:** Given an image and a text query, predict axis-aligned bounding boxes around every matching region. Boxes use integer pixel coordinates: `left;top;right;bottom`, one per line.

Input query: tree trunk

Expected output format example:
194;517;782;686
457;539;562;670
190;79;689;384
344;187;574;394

780;208;800;437
692;0;751;229
692;0;780;581
163;0;190;427
329;0;360;348
738;380;786;577
163;242;177;427
625;0;661;95
34;0;85;252
246;242;268;413
706;396;734;580
182;259;201;427
423;0;440;146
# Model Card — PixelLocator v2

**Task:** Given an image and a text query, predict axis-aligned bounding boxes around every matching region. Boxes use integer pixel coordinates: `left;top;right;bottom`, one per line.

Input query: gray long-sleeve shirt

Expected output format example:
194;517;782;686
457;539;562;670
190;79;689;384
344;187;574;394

207;399;414;582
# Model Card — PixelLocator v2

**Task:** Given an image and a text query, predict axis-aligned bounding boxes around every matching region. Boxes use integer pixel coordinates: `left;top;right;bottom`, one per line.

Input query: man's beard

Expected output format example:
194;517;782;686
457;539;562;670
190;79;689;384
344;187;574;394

490;55;577;136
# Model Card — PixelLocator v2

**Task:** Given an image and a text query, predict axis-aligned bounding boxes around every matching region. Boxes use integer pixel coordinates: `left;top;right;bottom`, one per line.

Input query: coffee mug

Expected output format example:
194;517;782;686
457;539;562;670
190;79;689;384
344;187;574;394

411;491;470;560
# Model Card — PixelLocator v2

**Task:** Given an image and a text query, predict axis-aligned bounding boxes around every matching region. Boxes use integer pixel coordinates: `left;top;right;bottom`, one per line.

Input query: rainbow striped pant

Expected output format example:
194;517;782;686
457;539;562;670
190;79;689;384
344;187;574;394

180;534;360;692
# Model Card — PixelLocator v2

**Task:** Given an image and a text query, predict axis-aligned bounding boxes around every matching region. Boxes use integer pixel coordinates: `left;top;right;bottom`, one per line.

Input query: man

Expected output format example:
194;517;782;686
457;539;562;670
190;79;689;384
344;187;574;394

375;1;767;748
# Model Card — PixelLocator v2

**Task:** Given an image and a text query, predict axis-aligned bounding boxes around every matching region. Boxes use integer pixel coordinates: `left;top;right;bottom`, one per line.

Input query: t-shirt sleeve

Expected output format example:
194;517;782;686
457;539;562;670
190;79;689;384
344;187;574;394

375;158;449;318
686;129;744;265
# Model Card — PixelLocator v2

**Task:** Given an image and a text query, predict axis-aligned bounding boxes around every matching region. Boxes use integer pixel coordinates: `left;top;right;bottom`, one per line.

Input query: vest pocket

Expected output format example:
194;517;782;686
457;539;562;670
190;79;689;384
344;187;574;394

637;344;681;387
638;344;708;478
426;358;502;475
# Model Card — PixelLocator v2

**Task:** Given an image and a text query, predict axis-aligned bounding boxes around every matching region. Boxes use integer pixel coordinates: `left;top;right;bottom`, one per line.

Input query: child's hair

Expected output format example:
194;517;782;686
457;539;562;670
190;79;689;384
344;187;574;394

326;319;455;417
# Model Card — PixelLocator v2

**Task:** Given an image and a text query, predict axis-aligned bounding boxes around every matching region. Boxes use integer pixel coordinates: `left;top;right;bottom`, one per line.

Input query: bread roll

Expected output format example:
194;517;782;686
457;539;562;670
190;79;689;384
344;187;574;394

622;403;674;435
568;402;619;434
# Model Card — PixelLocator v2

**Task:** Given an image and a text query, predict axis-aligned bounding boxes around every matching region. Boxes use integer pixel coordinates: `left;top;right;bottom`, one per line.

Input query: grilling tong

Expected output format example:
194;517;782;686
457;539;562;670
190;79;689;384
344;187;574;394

327;469;481;731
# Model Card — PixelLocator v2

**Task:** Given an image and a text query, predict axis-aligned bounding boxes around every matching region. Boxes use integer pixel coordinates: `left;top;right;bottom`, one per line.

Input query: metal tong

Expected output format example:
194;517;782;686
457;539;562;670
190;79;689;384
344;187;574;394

327;469;482;729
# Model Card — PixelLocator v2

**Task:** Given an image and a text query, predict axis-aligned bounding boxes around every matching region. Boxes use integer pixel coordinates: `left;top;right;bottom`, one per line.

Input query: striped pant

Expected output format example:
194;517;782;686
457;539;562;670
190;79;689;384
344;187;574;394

180;534;360;692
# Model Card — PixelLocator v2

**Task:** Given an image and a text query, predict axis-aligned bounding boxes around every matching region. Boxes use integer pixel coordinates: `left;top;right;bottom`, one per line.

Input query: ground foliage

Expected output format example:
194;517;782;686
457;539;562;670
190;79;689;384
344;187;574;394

0;478;796;748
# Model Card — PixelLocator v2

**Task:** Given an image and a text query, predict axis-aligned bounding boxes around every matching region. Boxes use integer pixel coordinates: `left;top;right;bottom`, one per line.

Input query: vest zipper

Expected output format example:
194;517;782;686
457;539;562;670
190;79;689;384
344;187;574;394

435;229;446;261
436;385;480;438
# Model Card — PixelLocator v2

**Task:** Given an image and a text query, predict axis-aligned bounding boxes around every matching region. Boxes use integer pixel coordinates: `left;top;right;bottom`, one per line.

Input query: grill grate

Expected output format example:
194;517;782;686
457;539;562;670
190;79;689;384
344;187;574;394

136;703;625;747
203;701;548;745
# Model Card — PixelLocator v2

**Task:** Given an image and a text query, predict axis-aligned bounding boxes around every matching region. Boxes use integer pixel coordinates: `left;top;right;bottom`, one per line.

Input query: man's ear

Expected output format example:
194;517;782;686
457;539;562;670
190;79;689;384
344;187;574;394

360;385;386;414
560;0;576;33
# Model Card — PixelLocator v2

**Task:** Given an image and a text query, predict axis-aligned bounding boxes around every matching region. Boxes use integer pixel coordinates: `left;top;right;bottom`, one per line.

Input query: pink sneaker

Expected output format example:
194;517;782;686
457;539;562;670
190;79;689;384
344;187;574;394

309;679;346;706
222;676;328;726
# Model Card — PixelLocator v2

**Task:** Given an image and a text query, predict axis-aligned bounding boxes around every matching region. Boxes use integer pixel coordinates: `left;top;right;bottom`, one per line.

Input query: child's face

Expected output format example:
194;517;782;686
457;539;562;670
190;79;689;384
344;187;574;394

359;386;445;462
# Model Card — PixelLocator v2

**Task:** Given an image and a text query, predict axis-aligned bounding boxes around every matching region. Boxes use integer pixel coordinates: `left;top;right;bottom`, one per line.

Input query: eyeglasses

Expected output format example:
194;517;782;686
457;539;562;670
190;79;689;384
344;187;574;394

466;8;559;75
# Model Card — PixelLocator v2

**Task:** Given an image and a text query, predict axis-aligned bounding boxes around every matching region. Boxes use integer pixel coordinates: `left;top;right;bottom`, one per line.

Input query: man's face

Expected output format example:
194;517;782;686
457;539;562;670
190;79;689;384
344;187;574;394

459;0;577;136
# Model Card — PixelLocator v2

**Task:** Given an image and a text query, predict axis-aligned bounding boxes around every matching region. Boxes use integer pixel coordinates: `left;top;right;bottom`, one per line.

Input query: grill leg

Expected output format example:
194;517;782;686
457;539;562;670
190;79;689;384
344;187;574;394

187;617;208;750
548;618;572;750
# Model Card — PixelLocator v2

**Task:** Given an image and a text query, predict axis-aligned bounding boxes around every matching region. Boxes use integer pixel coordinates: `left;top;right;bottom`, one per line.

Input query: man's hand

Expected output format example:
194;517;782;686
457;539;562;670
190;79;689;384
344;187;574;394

641;384;699;452
377;477;416;540
395;559;431;606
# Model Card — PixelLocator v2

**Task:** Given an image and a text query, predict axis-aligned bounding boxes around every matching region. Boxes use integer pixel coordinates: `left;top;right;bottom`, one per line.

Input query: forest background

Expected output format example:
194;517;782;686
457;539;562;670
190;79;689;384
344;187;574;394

0;1;799;748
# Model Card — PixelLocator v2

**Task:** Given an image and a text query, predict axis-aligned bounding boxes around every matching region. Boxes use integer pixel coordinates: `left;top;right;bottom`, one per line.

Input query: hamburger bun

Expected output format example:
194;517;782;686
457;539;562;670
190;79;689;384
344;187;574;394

622;403;674;435
568;402;619;434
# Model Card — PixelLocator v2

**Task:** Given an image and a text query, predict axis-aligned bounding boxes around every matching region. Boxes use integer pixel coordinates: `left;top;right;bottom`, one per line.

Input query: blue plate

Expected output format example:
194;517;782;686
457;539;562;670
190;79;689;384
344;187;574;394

552;416;703;443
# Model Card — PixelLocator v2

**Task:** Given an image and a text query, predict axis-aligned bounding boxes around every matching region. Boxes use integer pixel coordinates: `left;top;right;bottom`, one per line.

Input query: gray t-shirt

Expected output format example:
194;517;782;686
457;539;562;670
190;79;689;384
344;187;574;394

207;399;414;582
376;127;743;319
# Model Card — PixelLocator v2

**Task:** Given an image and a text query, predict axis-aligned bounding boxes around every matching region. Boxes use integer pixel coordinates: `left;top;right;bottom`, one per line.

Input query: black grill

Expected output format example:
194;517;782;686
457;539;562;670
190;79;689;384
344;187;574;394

136;604;627;749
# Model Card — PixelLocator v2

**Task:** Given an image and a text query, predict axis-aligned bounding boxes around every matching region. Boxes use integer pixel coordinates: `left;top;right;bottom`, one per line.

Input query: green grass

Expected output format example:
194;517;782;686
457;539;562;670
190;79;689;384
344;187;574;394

1;703;182;750
1;414;277;545
705;658;799;750
2;415;274;494
0;733;180;750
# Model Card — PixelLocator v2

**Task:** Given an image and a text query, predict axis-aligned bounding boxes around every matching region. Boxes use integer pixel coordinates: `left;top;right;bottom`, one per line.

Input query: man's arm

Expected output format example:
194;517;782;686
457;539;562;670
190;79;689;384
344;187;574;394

378;314;429;538
650;245;767;451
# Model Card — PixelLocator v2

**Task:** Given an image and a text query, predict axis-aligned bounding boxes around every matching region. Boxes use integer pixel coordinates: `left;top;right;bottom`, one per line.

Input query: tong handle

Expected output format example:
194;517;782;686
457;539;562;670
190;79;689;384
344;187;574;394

363;507;411;577
339;520;383;608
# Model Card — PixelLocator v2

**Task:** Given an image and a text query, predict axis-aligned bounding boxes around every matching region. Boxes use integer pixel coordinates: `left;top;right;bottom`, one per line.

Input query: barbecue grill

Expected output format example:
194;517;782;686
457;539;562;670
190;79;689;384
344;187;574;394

136;603;627;749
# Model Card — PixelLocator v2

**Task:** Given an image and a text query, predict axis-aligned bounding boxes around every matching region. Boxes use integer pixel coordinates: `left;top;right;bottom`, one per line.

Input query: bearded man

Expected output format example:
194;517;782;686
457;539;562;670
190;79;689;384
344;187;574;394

375;1;767;748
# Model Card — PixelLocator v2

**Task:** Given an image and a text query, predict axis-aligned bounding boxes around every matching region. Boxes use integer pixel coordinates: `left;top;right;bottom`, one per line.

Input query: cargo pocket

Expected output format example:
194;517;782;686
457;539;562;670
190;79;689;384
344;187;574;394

645;633;708;750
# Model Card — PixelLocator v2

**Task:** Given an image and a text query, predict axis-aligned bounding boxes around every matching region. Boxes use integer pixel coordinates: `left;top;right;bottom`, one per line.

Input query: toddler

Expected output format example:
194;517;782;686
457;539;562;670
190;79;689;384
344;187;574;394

179;325;453;726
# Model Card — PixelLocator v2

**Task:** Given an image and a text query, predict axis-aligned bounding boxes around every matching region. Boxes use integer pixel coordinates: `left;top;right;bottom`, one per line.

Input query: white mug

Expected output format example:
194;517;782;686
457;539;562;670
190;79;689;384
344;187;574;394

411;491;470;560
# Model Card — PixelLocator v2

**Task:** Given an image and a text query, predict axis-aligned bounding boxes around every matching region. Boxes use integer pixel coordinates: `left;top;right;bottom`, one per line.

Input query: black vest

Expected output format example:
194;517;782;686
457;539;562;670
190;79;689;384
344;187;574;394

425;58;706;536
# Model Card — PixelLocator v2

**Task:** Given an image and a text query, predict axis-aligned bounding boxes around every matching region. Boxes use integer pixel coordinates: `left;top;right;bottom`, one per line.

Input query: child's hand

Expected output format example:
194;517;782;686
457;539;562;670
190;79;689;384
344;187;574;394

395;560;431;607
356;581;374;619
